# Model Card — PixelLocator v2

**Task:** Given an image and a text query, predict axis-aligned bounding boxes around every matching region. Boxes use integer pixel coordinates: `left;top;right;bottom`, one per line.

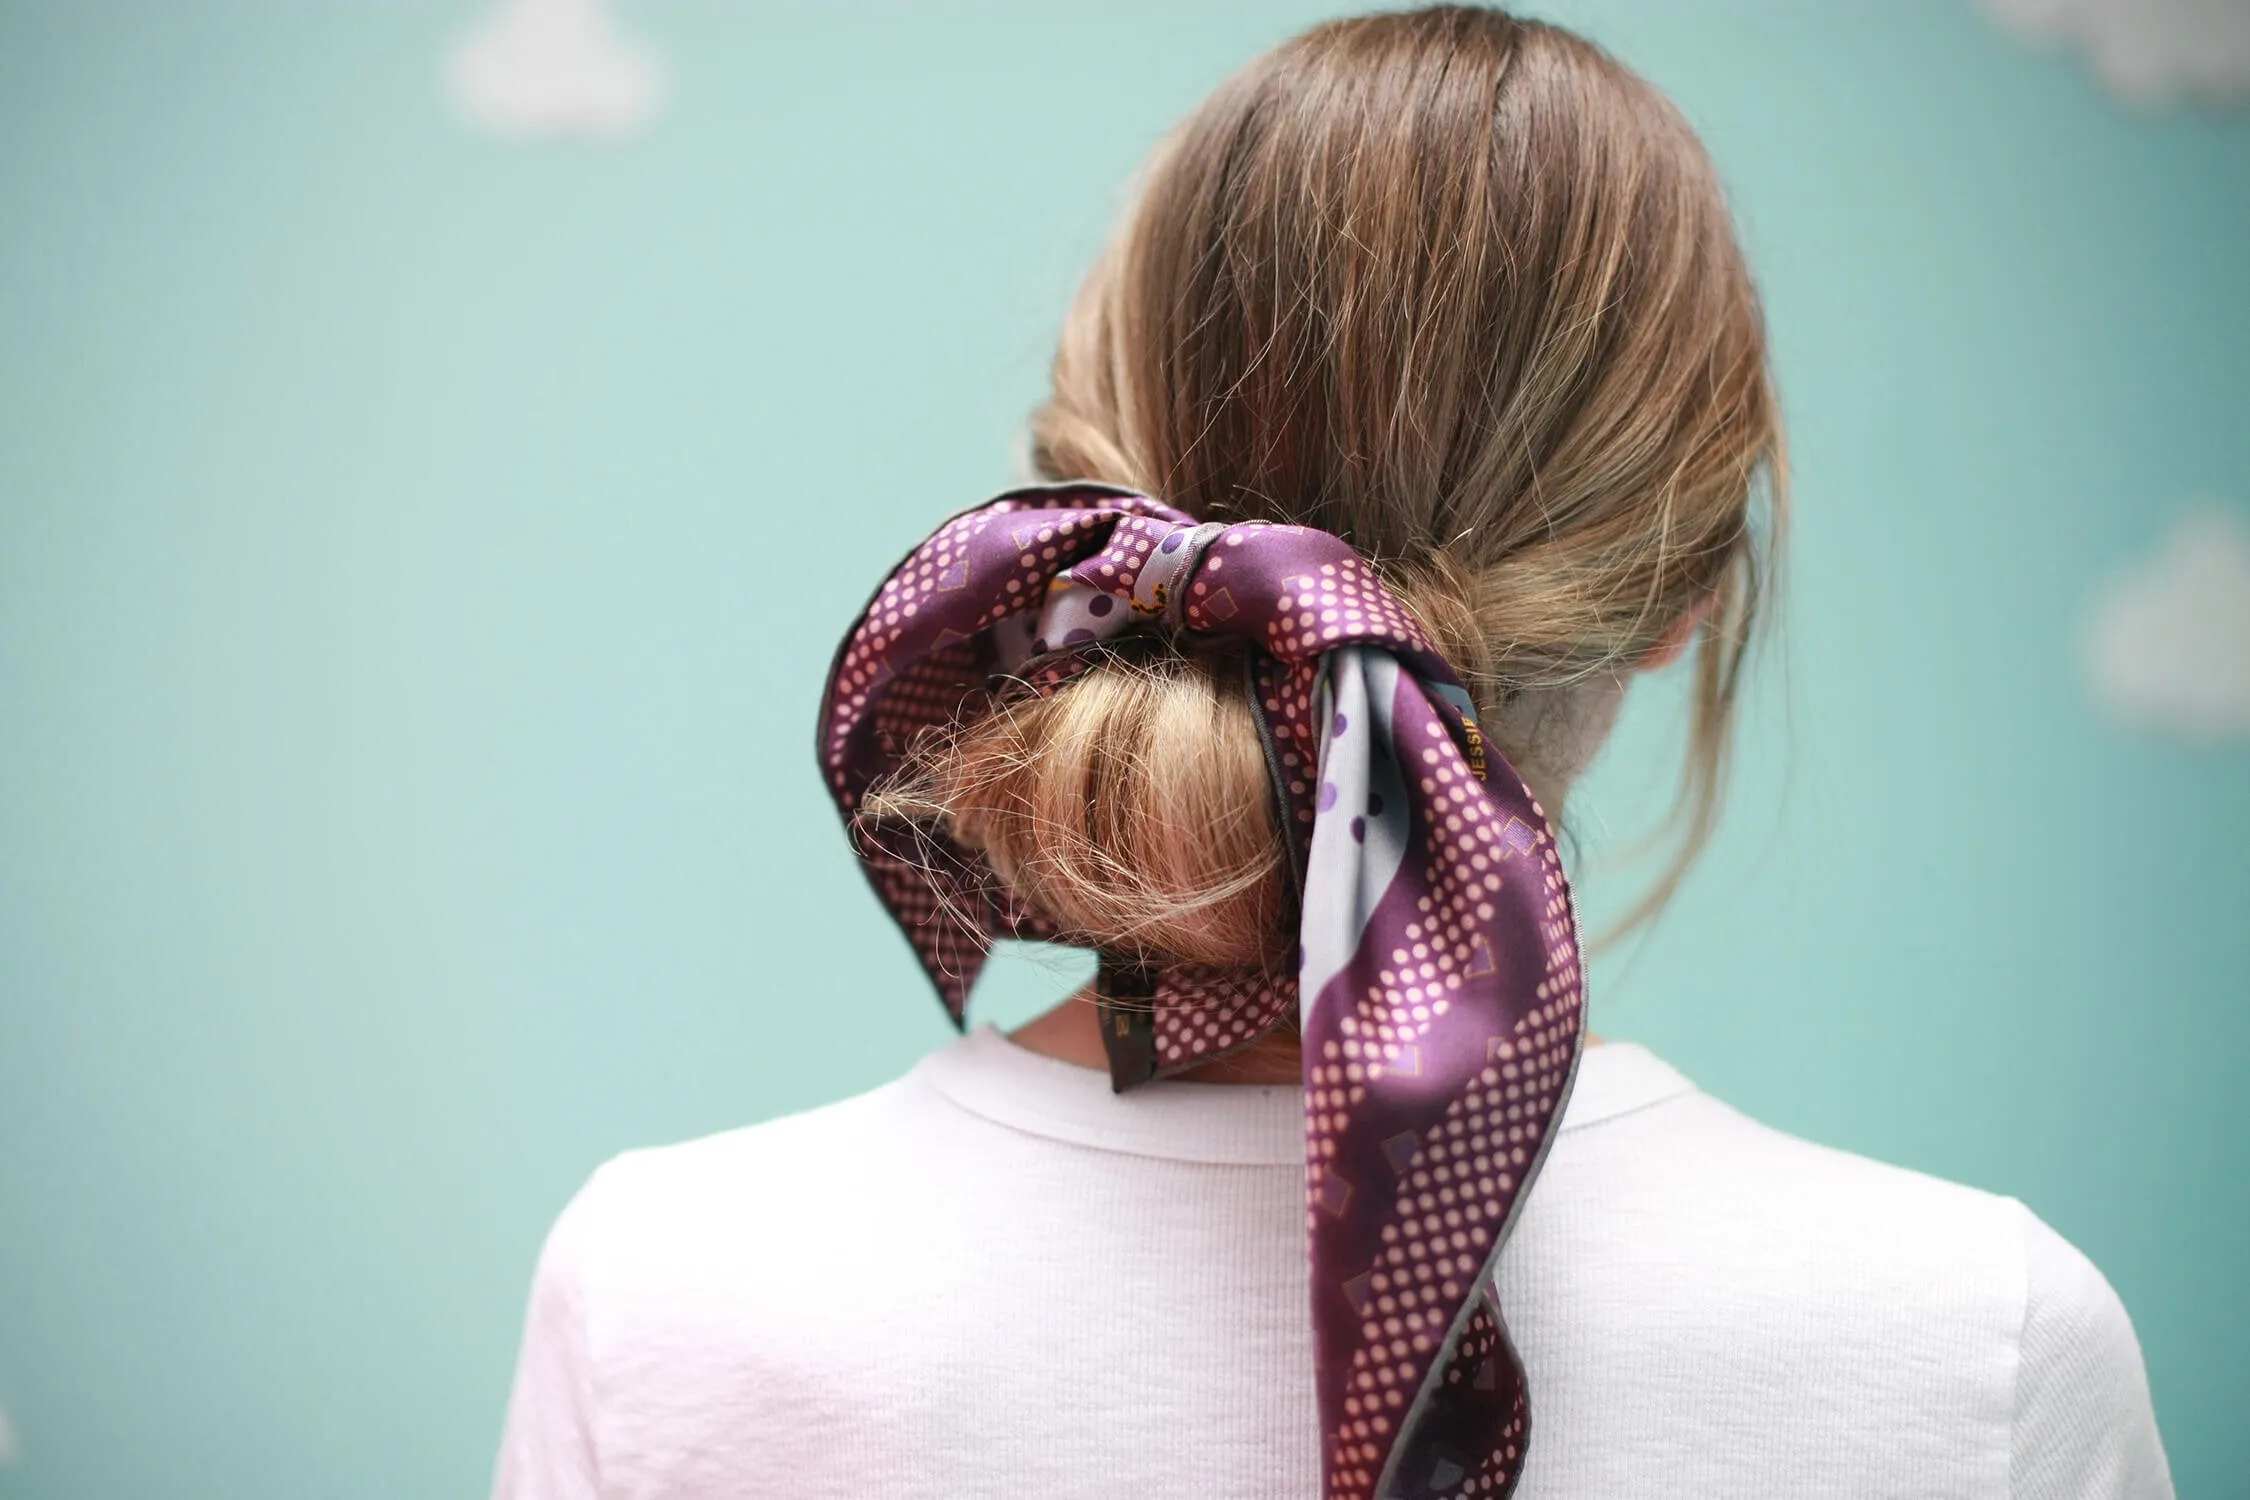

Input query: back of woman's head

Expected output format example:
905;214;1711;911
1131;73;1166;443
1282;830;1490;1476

884;5;1785;969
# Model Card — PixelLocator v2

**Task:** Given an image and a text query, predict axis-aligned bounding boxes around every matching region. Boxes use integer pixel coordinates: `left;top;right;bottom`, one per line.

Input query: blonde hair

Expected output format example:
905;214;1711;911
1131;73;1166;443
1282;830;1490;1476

876;5;1785;966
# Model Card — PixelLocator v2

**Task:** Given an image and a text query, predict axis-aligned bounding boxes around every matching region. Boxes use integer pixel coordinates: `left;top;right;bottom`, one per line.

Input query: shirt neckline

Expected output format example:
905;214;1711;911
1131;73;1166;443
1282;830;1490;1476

914;1024;1697;1166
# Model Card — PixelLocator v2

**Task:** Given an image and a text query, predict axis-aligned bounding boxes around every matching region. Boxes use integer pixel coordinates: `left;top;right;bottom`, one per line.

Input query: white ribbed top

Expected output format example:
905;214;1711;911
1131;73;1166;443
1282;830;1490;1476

494;1028;2172;1499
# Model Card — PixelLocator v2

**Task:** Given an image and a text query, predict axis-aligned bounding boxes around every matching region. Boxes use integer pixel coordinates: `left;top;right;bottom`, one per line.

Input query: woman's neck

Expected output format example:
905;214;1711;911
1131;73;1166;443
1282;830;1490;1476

1009;986;1599;1085
1009;988;1307;1082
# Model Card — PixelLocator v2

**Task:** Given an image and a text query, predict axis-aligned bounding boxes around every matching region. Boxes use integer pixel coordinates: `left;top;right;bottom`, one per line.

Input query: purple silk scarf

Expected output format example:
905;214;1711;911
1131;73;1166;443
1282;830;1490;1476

818;482;1585;1500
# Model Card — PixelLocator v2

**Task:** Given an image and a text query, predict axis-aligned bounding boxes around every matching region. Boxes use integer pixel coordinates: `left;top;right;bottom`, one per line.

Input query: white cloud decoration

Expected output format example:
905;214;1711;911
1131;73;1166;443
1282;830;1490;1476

446;0;666;141
2085;504;2250;744
1980;0;2250;108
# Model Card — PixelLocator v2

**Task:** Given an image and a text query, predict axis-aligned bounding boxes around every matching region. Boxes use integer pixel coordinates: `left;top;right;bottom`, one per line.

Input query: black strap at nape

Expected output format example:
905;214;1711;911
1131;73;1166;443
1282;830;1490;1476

1093;953;1160;1093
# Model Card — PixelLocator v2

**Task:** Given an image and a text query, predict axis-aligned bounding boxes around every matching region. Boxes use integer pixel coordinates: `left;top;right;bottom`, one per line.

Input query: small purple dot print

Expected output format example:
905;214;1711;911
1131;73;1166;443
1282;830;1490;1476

1332;712;1349;736
1318;782;1339;811
1160;532;1182;553
1031;638;1049;653
1063;627;1095;645
1350;816;1366;842
1088;594;1114;616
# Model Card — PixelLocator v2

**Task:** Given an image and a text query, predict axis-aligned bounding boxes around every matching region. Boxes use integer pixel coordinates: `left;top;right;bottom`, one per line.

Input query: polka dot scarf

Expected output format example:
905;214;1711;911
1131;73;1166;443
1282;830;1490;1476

819;482;1586;1500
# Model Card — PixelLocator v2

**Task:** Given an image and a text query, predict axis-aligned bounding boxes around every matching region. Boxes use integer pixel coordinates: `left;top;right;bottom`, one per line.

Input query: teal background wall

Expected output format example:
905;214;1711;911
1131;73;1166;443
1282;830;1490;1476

1;2;2244;1495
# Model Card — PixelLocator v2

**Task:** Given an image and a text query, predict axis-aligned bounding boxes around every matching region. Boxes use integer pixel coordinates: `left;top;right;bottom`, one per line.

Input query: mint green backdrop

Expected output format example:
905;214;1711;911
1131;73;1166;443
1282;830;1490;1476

1;3;2244;1496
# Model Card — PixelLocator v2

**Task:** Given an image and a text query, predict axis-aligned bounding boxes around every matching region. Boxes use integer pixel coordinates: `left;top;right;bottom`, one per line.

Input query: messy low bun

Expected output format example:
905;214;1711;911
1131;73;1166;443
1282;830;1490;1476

869;649;1290;971
863;568;1622;976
